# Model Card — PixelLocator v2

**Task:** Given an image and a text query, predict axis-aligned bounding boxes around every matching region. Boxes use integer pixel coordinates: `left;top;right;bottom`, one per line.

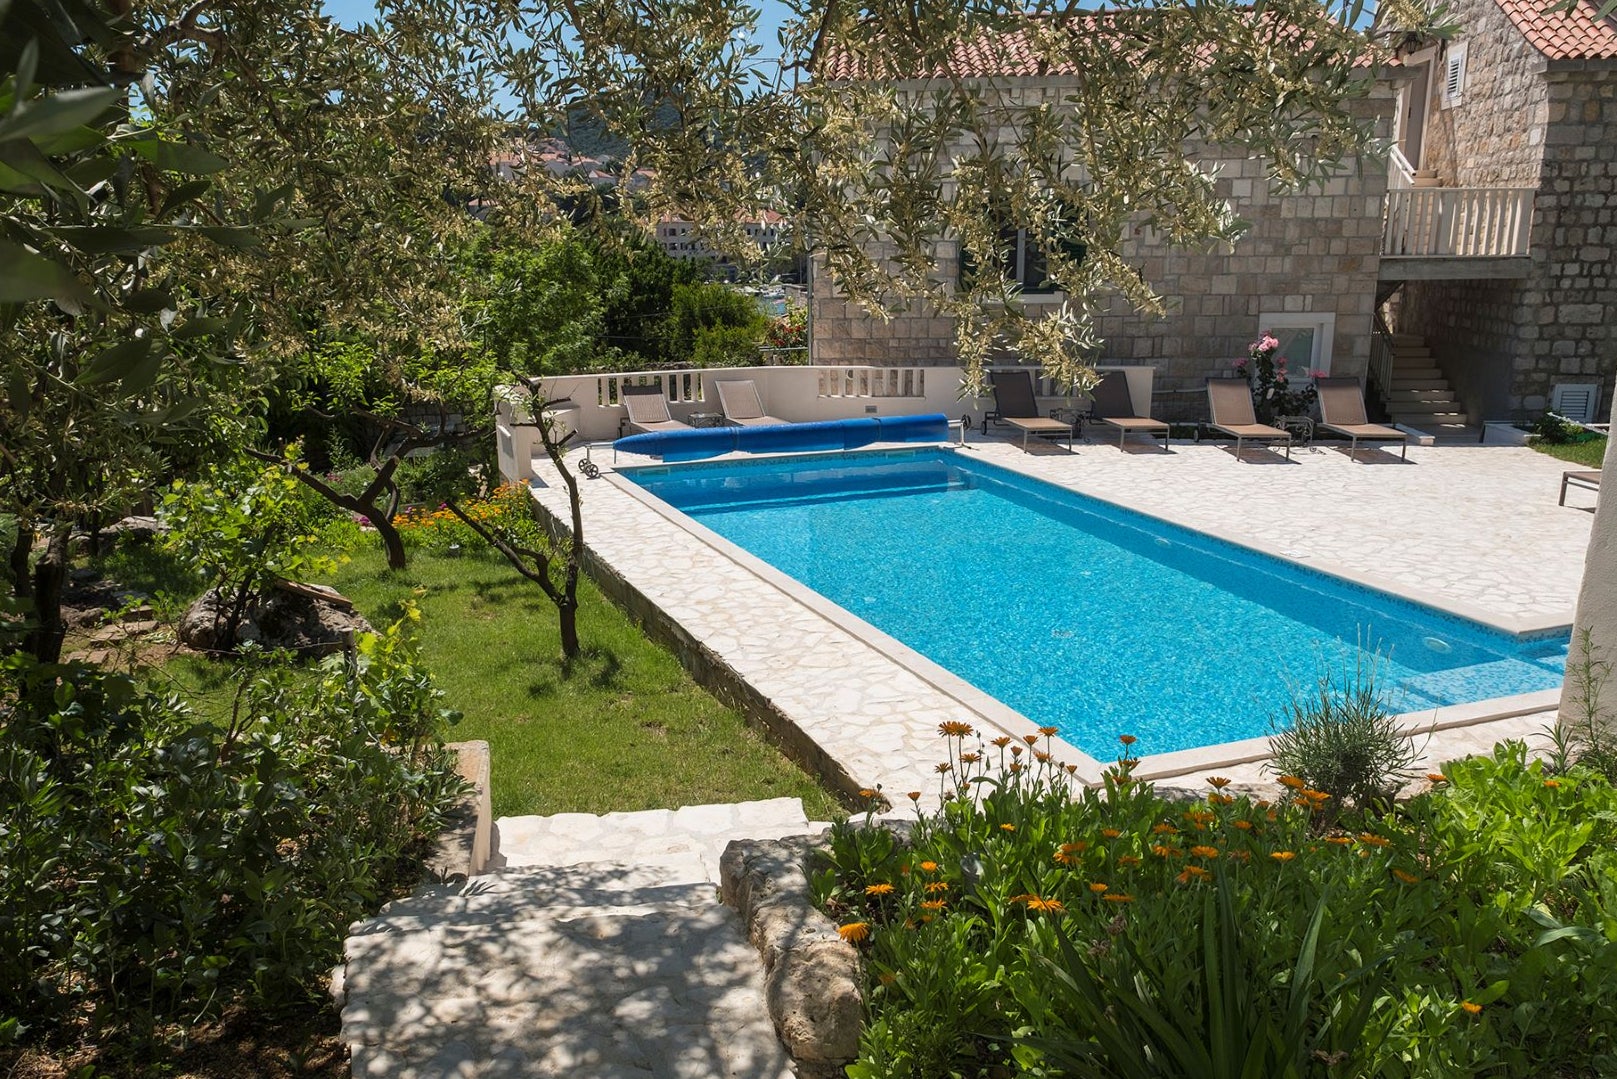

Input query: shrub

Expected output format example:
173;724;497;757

391;482;532;554
1269;648;1417;814
0;611;466;1044
822;728;1617;1079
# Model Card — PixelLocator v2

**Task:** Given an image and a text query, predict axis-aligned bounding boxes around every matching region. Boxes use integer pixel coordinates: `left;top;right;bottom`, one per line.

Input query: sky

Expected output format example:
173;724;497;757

319;0;795;47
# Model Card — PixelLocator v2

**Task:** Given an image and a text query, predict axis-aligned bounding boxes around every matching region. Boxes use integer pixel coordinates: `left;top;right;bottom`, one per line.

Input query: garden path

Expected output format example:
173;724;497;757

339;798;823;1078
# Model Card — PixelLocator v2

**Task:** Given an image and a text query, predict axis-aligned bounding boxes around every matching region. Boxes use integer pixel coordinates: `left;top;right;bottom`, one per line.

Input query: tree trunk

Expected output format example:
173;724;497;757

372;513;407;571
9;518;33;600
558;599;579;659
23;527;70;664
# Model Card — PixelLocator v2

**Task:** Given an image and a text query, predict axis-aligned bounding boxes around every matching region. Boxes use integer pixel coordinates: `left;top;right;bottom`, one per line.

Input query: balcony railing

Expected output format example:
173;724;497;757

1383;187;1535;258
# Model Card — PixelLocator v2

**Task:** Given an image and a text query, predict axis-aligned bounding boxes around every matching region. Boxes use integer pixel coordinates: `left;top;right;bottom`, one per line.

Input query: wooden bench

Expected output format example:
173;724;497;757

1560;469;1602;506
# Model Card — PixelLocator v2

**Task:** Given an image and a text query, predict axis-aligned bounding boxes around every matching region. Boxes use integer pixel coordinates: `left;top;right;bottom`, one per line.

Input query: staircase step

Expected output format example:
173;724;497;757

1390;365;1443;379
1384;399;1461;410
1390;347;1433;360
493;797;812;871
1386;389;1459;403
1390;377;1450;391
1390;333;1427;345
1390;413;1468;427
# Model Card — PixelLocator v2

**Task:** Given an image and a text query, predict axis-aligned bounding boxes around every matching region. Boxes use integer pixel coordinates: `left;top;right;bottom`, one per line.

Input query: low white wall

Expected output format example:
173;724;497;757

512;363;1158;444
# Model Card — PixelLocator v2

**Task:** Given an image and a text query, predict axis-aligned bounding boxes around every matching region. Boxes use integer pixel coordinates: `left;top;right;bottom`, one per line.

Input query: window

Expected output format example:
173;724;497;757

1257;312;1336;376
1440;42;1466;109
959;219;1086;295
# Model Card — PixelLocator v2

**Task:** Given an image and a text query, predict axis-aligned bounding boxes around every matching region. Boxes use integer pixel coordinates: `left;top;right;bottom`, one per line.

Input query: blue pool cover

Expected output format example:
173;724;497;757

614;413;951;461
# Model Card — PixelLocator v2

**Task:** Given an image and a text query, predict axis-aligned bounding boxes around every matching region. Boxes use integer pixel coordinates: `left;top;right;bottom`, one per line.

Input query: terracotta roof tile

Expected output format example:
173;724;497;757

1493;0;1617;60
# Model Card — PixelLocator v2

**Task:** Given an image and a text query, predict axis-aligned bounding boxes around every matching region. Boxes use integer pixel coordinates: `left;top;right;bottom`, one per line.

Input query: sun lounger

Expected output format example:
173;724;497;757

1206;379;1291;460
621;384;691;434
1561;469;1601;506
988;369;1075;452
715;380;786;426
1089;370;1170;451
1315;377;1408;461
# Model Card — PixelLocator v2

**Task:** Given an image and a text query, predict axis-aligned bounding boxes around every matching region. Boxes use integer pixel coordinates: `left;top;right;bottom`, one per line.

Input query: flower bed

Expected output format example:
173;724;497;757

816;728;1617;1077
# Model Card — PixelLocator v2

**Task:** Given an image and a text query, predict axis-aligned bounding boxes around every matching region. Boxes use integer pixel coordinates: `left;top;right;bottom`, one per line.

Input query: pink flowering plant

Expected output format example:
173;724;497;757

1234;332;1321;424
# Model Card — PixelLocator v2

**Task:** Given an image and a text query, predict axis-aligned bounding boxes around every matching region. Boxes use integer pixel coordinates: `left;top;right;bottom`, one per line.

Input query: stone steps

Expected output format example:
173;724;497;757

338;800;817;1079
1379;334;1469;429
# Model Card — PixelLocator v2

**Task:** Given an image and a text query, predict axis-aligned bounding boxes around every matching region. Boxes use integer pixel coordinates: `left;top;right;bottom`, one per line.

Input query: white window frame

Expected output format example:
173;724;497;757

1441;41;1467;109
1257;311;1336;377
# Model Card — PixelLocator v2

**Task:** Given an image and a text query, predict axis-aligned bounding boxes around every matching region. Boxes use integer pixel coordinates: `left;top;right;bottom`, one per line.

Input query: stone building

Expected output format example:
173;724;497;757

1390;0;1617;426
810;0;1617;430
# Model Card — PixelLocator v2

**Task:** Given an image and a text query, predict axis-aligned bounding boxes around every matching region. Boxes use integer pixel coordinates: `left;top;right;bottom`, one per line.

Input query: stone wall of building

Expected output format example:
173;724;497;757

1420;0;1549;186
1400;64;1617;420
810;89;1393;421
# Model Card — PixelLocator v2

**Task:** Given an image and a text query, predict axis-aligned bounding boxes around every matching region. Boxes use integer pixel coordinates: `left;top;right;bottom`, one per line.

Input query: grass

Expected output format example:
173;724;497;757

320;544;844;819
1532;434;1608;470
91;536;844;820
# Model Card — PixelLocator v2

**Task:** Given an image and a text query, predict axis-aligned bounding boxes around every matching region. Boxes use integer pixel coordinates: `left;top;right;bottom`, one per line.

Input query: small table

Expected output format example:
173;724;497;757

1048;406;1087;436
1274;415;1315;446
688;412;729;429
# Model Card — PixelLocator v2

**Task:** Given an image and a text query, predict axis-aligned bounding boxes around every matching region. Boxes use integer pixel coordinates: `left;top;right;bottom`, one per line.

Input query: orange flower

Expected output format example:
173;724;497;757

1089;882;1109;894
1233;820;1254;831
865;883;895;896
924;881;949;894
1065;764;1079;775
920;899;947;912
1152;823;1179;835
999;823;1017;832
1460;1001;1482;1015
1038;726;1059;737
1053;842;1087;865
1226;849;1251;863
1102;893;1135;903
1358;833;1391;848
918;861;938;873
1101;828;1123;839
1117;855;1141;867
1392;869;1420;884
1278;775;1307;790
1024;896;1064;913
858;788;878;799
938;721;974;738
960;752;982;765
1271;851;1297;862
935;763;952;774
1325;836;1353;846
1176;866;1210;883
837;922;870;943
991;737;1012;748
907;791;922;802
1544;779;1561;789
1207;776;1232;789
1119;735;1137;746
1010;744;1024;757
1190;845;1220;859
1033;750;1052;763
1427;773;1448;783
1208;793;1234;806
1184;810;1215;826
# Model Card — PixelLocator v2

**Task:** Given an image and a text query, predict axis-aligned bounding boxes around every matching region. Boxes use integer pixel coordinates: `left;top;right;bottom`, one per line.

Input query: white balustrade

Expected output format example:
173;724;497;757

1382;187;1535;258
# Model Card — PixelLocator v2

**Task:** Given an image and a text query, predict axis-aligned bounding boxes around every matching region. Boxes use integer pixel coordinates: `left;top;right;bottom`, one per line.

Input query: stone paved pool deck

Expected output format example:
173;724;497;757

531;434;1594;807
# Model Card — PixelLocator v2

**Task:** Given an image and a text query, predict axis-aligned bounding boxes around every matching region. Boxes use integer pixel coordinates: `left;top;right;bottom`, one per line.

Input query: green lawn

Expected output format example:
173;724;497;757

318;546;844;820
1532;434;1608;469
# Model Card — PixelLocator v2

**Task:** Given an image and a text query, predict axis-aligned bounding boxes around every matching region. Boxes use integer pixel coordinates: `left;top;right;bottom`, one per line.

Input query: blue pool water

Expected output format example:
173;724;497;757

621;449;1569;759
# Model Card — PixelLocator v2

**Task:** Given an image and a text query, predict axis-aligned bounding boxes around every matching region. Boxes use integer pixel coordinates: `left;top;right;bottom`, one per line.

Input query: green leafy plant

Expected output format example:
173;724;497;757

1270;648;1417;815
1233;332;1321;424
0;614;465;1042
158;451;336;650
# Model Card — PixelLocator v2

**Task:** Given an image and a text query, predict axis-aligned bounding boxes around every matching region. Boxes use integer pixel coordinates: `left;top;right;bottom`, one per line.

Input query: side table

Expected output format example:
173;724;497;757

1274;415;1314;445
687;412;729;429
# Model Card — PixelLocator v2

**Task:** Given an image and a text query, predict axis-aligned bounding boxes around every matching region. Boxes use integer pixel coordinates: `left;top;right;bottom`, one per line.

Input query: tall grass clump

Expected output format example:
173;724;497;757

1270;647;1417;814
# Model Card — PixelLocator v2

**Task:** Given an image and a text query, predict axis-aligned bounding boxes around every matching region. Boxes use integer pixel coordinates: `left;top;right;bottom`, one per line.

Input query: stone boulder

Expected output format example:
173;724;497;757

179;580;372;656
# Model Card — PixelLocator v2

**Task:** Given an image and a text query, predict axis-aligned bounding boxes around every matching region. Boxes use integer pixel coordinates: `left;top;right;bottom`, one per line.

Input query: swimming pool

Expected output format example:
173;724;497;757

620;448;1568;760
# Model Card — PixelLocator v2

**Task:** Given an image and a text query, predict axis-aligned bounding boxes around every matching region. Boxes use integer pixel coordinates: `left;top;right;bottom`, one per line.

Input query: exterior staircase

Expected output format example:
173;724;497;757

337;799;819;1079
1381;334;1470;435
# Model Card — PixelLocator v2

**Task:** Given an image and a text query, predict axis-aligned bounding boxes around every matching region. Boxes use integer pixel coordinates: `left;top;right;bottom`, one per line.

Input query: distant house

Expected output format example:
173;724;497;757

652;211;793;282
811;0;1617;430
